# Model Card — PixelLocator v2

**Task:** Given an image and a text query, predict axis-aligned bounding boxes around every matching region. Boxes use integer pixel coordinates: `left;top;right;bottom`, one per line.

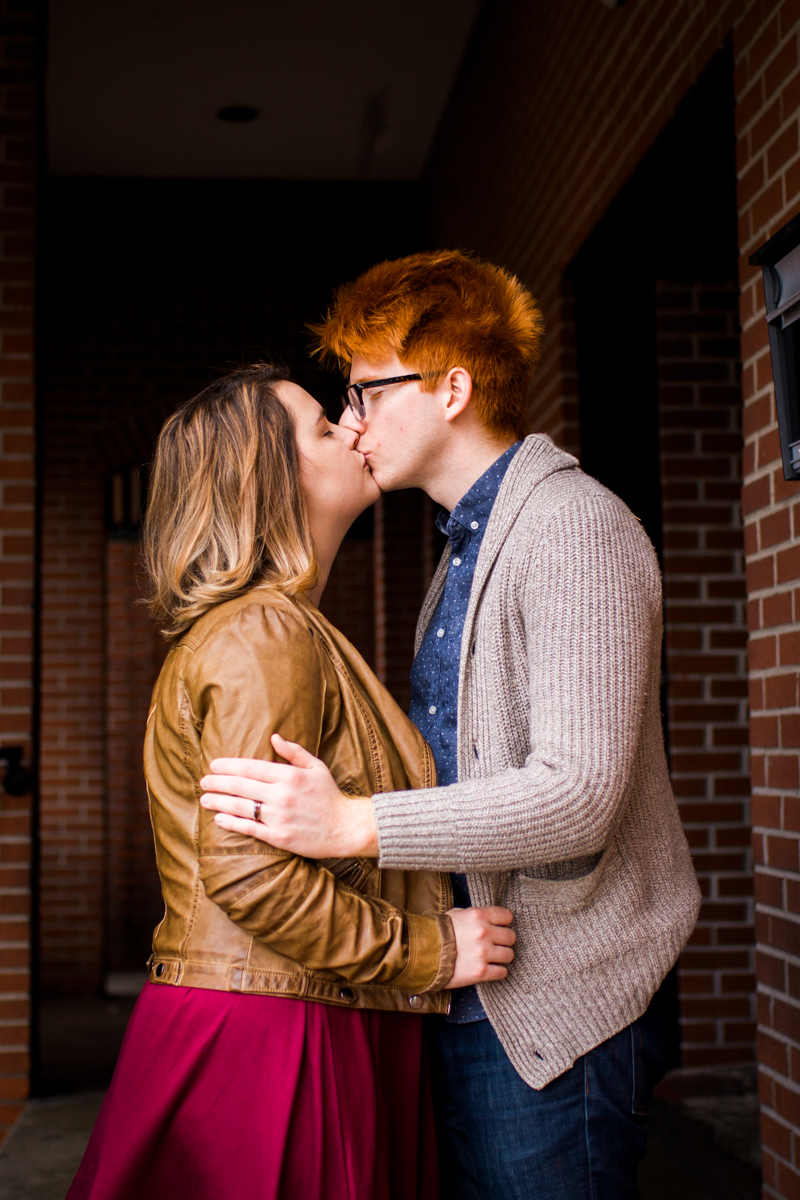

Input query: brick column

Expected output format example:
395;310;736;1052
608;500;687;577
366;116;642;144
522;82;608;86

736;5;800;1195
0;0;37;1140
656;280;754;1065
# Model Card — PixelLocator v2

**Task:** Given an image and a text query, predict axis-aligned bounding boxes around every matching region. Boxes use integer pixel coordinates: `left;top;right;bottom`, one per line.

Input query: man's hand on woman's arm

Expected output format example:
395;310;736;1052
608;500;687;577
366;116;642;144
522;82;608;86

201;736;517;990
200;732;379;858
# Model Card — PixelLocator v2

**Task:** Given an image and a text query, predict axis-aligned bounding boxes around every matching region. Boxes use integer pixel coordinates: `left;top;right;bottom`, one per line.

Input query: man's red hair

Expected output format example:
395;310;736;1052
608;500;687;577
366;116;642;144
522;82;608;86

309;250;544;440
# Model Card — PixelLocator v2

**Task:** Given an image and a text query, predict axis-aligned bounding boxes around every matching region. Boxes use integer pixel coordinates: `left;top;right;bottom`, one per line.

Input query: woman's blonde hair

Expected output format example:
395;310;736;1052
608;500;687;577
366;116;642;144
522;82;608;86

143;363;317;638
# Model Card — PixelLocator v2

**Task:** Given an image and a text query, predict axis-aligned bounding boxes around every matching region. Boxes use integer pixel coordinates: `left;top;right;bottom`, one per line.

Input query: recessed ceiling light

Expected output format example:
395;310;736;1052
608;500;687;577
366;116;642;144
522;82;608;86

217;105;260;123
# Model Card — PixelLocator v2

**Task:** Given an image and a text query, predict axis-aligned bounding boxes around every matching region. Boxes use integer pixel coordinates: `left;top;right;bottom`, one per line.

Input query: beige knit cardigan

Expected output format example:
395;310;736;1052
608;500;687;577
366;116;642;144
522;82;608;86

373;434;701;1089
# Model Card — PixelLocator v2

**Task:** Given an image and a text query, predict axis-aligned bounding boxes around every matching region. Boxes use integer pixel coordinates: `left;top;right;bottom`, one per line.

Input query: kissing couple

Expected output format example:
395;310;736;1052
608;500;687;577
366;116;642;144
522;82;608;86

68;249;699;1200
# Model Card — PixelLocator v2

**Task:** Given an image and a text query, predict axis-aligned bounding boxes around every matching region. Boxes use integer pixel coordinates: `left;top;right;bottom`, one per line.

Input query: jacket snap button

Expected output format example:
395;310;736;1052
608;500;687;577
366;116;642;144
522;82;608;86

339;987;355;1003
408;995;423;1009
155;963;165;978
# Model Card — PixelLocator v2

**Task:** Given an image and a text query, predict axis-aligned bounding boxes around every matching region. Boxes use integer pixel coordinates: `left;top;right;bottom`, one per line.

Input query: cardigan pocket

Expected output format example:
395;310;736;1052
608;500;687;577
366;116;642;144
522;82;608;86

511;847;610;912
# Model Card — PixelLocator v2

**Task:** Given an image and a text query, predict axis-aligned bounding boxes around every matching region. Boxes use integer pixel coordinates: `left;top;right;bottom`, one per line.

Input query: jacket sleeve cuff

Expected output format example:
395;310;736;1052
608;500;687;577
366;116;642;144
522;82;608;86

426;912;457;992
373;785;461;871
393;910;456;994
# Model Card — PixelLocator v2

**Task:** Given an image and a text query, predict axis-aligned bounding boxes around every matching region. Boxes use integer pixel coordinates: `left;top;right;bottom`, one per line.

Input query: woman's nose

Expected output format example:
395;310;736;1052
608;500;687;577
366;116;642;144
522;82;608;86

339;407;365;438
337;422;361;450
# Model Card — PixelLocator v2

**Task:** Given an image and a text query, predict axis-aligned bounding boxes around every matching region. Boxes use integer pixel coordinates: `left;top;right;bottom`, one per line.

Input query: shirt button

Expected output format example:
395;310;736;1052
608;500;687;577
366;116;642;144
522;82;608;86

452;557;462;566
437;628;445;638
408;995;423;1010
429;705;437;715
470;521;479;530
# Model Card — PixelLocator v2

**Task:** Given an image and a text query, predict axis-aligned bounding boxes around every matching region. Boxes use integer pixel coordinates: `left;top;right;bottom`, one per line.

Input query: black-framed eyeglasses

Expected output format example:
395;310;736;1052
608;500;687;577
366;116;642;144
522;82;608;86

342;373;422;421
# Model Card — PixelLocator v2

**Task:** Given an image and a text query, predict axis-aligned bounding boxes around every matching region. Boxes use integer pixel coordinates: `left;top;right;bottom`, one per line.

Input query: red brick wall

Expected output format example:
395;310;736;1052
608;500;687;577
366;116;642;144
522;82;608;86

38;464;105;994
0;0;37;1138
657;281;754;1065
736;5;800;1195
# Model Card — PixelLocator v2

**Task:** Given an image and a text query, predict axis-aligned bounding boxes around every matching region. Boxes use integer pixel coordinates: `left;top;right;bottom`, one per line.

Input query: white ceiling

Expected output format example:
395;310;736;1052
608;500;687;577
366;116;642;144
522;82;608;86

46;0;482;179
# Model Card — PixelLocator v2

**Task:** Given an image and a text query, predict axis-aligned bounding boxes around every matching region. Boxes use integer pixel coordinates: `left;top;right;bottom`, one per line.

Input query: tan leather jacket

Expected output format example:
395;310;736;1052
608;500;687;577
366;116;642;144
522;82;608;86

144;589;455;1014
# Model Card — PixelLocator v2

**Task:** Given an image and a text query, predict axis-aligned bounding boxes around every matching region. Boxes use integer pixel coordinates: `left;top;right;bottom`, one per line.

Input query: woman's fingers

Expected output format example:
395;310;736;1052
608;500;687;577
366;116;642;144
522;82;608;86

481;965;509;981
488;945;515;964
484;906;514;925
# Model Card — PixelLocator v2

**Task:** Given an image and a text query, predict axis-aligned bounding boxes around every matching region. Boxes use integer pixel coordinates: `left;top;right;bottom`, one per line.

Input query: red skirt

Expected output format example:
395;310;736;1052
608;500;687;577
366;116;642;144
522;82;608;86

67;982;440;1200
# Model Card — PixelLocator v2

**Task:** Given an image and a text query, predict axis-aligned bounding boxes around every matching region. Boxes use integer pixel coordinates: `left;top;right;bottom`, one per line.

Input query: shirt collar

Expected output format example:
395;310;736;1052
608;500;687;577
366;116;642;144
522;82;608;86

436;441;523;542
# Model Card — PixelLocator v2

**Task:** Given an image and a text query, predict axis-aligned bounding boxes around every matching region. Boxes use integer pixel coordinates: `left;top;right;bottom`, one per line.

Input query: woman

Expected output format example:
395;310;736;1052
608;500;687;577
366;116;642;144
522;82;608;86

67;363;515;1200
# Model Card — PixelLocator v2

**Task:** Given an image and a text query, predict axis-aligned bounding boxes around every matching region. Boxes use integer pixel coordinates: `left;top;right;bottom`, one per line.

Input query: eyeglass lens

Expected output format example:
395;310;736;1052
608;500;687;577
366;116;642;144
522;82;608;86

343;387;365;419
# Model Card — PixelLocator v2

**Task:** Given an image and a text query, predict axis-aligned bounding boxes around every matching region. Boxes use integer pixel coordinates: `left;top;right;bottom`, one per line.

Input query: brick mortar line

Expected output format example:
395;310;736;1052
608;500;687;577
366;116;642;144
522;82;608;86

745;585;800;601
737;68;800;153
756;948;800;970
747;184;800;251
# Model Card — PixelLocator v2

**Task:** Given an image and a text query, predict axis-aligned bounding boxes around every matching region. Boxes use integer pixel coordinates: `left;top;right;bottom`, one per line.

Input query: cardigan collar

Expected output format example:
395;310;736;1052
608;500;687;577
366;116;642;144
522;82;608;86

415;434;580;651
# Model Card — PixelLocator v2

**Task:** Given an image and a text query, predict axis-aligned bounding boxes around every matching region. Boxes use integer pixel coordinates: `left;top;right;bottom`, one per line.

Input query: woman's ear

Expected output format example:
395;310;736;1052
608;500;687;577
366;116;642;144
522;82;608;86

442;366;473;423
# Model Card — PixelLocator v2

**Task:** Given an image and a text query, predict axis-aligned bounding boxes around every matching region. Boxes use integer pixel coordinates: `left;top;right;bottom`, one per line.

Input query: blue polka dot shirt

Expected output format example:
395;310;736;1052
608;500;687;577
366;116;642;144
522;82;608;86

409;441;522;1022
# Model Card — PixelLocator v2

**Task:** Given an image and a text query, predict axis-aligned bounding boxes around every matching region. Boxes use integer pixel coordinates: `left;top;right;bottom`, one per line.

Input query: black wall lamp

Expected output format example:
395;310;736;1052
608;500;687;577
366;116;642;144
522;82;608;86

750;211;800;481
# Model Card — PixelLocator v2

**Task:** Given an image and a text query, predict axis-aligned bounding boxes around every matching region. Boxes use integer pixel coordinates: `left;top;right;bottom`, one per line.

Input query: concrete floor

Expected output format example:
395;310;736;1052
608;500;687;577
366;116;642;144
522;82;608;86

0;1093;104;1200
0;997;763;1200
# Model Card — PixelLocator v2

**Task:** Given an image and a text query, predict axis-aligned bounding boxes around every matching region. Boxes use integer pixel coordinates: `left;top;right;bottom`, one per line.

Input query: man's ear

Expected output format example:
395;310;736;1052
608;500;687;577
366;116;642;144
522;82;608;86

442;366;473;423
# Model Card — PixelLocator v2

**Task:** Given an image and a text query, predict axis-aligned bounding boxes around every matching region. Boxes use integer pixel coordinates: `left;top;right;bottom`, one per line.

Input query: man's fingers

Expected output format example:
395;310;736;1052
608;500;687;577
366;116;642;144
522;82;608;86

199;777;275;806
201;792;268;820
491;926;517;947
213;813;274;843
207;758;287;782
271;733;318;769
480;965;509;981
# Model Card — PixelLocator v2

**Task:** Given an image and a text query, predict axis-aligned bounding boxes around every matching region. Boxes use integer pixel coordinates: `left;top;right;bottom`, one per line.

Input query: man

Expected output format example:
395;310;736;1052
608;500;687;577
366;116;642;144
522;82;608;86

200;250;701;1198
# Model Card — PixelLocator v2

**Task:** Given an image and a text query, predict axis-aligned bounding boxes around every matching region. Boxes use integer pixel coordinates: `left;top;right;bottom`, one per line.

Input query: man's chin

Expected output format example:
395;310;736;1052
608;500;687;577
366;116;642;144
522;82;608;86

370;468;404;493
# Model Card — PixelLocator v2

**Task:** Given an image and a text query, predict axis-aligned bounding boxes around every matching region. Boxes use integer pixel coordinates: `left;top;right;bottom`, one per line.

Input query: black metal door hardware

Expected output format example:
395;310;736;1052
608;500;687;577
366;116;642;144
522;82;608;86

0;747;32;796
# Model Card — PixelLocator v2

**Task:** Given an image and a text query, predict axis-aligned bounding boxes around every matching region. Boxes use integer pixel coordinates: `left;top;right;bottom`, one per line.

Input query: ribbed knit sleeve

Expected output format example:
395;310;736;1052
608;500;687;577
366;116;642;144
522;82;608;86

374;493;661;873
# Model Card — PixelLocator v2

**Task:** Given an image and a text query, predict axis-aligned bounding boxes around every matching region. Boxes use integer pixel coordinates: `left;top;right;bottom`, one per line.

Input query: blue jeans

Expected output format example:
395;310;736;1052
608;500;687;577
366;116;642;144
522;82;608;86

427;988;670;1199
